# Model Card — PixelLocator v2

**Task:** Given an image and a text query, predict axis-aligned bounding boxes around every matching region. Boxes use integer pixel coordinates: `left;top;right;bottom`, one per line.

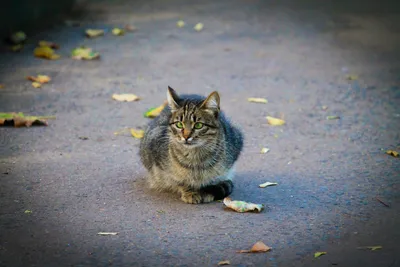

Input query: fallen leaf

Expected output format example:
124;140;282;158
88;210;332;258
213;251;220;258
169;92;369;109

0;112;55;127
114;128;130;135
322;105;328;110
9;31;27;44
223;197;264;213
112;28;125;36
112;94;140;102
10;44;23;52
34;46;60;60
39;41;60;49
27;75;51;84
176;20;185;28
24;210;32;214
32;82;42;88
125;25;137;32
218;260;231;265
385;150;399;157
346;74;358;80
266;116;285;126
144;101;168;118
326;115;340;120
97;232;118;236
248;97;268;104
259;182;278;188
130;128;144;139
238;241;271;253
71;47;100;60
0;84;4;89
194;23;204;31
357;246;382;251
79;136;89;140
260;147;270;154
85;29;105;38
314;252;327;258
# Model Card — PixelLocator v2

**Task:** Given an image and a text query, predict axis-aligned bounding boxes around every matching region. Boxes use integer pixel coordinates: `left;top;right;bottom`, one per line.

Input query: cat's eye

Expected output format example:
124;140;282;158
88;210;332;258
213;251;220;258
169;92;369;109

194;122;203;129
175;122;184;129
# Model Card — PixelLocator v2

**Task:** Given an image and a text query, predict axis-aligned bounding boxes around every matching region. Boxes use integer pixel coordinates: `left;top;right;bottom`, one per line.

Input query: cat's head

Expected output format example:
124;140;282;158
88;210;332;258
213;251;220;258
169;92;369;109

167;86;221;148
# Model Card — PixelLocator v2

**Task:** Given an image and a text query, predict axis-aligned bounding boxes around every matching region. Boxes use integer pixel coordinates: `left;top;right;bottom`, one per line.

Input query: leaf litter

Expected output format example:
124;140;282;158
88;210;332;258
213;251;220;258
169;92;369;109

71;47;100;60
385;150;399;157
357;246;382;251
223;197;264;213
194;23;204;31
237;241;271;253
266;116;285;126
85;29;105;38
112;28;125;36
34;46;60;60
144;101;167;118
217;260;231;265
97;232;118;236
0;112;55;127
260;147;270;154
314;252;327;258
248;97;268;104
259;182;278;188
176;20;185;28
130;128;144;139
112;94;140;102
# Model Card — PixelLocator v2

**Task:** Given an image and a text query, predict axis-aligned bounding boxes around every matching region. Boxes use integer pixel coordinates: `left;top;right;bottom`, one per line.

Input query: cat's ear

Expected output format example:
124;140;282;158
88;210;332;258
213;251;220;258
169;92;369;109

167;86;180;111
200;91;220;111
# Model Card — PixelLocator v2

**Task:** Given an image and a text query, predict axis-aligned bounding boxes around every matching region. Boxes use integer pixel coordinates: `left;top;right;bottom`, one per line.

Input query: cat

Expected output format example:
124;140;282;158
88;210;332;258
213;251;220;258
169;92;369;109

139;86;243;204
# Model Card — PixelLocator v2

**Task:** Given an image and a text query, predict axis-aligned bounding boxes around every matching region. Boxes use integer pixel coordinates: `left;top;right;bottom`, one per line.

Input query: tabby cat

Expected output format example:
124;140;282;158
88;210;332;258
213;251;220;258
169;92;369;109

139;86;243;204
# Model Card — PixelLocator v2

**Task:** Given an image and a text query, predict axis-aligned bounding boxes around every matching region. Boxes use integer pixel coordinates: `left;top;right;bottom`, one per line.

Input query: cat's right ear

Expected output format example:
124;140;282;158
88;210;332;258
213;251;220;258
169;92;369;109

167;86;180;111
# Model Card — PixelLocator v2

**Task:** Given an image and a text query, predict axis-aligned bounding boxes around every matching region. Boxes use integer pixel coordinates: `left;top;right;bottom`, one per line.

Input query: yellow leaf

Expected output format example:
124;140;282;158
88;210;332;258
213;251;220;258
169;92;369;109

248;97;268;104
326;115;340;120
266;116;285;126
24;210;32;214
97;232;118;236
71;47;100;60
9;31;26;44
386;150;399;157
260;147;270;154
176;20;185;28
112;28;125;36
346;74;358;80
130;129;144;139
194;23;204;31
112;94;140;102
27;75;51;84
34;46;60;60
38;41;59;49
10;44;23;52
223;197;264;213
237;241;271;253
357;246;383;251
0;84;4;89
32;82;42;88
314;252;327;258
218;260;230;266
144;101;168;118
85;29;105;38
259;182;278;188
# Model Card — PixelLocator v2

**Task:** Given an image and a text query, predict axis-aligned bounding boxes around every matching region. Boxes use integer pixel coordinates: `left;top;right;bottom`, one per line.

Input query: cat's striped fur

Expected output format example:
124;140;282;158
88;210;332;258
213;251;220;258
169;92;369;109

139;86;243;204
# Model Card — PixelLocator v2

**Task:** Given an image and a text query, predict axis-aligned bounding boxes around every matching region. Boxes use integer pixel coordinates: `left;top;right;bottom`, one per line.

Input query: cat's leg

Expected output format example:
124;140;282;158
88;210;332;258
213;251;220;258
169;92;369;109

178;186;207;204
200;180;234;201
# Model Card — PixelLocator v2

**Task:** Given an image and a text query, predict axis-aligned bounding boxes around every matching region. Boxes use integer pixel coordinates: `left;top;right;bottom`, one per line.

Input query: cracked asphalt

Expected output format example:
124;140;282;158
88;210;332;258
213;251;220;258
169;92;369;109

0;0;399;266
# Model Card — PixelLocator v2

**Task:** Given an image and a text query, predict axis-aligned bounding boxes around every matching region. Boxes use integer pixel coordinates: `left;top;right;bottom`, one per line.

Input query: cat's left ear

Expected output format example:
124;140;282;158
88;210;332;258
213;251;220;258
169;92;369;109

167;86;180;111
200;91;220;112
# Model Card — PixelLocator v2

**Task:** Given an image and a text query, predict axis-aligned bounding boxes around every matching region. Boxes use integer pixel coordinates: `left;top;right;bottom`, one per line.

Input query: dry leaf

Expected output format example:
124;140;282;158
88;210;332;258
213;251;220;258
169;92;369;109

0;112;55;127
27;75;51;84
71;47;100;60
248;97;268;104
194;23;204;31
266;116;285;126
238;241;271;253
24;210;32;214
112;94;140;102
97;232;118;236
144;101;168;118
176;20;185;28
85;29;105;38
112;28;125;36
314;252;327;258
32;82;42;88
322;105;328;110
8;31;27;44
259;182;278;188
218;260;231;265
130;129;144;139
223;197;264;213
386;150;399;157
346;74;358;80
39;41;59;49
34;46;60;60
326;115;340;120
10;44;23;52
357;246;382;251
260;147;270;154
125;25;137;32
0;84;5;89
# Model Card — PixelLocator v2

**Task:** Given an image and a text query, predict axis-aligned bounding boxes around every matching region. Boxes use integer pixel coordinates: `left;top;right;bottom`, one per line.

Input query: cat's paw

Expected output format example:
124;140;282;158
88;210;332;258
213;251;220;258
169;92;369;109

181;191;203;204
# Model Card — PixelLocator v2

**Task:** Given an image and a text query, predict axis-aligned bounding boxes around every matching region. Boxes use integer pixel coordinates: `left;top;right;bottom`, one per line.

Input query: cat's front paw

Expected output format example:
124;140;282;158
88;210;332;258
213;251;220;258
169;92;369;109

180;191;214;204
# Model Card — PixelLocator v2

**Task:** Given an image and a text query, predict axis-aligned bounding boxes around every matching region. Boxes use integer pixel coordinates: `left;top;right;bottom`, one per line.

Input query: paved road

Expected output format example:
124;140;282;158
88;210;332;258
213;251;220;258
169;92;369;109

1;0;399;266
